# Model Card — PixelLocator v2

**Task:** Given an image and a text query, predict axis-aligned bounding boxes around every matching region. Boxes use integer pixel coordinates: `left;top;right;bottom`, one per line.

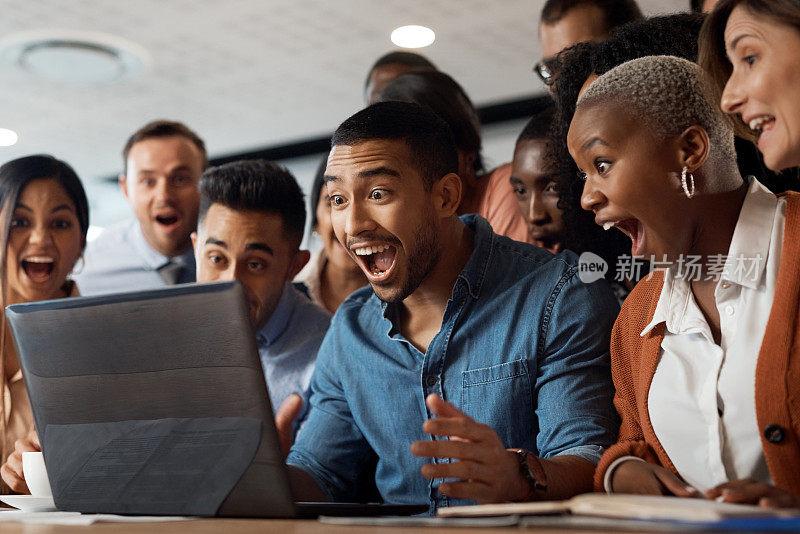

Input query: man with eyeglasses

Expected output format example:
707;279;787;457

536;0;643;88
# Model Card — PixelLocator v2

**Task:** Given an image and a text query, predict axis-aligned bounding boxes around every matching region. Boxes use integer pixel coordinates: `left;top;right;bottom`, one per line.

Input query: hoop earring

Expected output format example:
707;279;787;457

72;255;85;275
681;166;695;199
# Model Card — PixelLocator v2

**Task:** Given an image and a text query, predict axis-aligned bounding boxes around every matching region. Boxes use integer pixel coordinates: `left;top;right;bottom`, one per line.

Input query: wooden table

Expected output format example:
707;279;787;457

0;517;659;534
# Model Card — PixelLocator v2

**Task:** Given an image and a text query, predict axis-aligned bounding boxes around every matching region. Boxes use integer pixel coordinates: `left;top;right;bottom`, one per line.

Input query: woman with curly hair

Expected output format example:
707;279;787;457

546;14;706;293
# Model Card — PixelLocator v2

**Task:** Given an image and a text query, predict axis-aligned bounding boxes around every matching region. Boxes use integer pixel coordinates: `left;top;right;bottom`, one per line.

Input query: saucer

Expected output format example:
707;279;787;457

0;495;57;512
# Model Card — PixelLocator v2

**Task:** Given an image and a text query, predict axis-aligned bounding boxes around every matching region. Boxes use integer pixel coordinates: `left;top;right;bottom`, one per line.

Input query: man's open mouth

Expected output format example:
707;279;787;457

22;255;55;283
352;243;398;281
155;213;180;228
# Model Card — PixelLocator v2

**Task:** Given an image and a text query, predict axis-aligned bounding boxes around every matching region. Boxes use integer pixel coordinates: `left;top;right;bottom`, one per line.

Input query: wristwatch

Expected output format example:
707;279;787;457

509;448;548;499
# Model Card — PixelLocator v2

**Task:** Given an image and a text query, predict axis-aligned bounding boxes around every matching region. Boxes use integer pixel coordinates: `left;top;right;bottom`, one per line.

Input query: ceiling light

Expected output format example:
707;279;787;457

0;128;18;147
0;30;149;85
391;25;435;49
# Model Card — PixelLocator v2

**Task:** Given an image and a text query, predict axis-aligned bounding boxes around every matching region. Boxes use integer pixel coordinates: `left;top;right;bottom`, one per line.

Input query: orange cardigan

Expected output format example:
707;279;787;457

595;192;800;494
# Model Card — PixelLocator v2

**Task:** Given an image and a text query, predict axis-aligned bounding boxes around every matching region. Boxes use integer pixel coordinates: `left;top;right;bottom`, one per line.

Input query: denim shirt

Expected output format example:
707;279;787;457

287;215;620;513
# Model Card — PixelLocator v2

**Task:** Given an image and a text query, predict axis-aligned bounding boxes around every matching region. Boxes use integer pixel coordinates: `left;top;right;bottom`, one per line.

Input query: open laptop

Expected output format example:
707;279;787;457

7;281;426;518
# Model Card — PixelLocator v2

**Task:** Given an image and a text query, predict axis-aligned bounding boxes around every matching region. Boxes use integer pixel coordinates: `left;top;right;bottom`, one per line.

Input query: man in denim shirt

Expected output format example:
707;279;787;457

284;102;619;512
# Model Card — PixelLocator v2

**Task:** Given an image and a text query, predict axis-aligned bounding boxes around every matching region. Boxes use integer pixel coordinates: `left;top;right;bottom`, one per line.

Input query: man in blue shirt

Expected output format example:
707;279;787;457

284;102;620;512
191;160;330;444
75;121;205;295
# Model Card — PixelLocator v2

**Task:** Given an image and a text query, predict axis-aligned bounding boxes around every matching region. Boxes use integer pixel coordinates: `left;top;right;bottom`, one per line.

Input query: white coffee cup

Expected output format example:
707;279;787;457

22;451;52;497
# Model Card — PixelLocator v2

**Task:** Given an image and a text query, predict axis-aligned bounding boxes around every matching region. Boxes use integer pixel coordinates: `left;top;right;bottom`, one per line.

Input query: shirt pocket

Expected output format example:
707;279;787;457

460;358;535;449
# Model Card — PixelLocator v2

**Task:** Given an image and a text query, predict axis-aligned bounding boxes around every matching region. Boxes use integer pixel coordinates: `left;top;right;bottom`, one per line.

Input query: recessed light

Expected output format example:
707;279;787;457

0;30;149;85
391;25;435;49
0;128;18;147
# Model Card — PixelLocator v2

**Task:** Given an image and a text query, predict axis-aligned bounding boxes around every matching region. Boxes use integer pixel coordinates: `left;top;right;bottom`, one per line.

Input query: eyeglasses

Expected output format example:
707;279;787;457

533;56;561;86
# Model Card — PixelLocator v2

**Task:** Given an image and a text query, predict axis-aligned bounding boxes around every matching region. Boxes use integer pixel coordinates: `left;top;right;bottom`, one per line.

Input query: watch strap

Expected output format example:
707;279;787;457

510;448;548;498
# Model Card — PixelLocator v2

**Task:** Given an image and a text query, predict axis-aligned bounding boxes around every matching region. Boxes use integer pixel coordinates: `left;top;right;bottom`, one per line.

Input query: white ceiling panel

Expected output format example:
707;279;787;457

0;0;688;226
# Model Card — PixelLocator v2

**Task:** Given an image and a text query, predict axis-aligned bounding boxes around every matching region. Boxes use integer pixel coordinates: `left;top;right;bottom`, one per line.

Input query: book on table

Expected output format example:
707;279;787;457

436;493;800;522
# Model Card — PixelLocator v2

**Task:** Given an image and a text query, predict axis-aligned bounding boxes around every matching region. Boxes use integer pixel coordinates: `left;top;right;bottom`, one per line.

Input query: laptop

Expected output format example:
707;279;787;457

7;281;426;518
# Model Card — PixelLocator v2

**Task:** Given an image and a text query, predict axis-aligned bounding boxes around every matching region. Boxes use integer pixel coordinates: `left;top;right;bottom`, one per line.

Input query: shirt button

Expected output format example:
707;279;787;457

725;305;735;316
721;281;731;289
764;424;785;444
426;376;437;387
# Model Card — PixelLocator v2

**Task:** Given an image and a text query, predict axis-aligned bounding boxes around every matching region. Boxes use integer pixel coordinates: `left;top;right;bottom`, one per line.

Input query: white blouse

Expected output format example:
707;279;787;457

642;179;784;491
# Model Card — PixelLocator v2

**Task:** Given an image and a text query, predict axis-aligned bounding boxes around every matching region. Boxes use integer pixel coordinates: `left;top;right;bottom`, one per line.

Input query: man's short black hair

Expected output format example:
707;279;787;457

540;0;643;30
198;159;306;249
517;100;556;144
330;101;458;189
689;0;703;12
364;51;437;89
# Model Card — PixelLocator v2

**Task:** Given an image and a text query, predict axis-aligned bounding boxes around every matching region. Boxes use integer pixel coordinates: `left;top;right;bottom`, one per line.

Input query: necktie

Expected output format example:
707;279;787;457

157;260;184;285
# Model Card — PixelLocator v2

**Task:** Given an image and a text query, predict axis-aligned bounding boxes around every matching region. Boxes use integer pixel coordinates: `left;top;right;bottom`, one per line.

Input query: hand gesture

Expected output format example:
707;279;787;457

411;394;529;503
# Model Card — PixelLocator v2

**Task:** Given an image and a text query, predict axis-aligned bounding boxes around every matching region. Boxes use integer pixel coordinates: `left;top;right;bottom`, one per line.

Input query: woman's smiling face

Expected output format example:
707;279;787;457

720;5;800;170
567;102;693;260
5;178;84;304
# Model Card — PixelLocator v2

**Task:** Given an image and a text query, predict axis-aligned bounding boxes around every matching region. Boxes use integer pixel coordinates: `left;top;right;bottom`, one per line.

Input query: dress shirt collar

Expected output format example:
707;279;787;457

641;177;779;337
456;214;494;300
640;270;708;337
128;220;195;270
379;214;493;321
721;177;777;290
256;282;294;349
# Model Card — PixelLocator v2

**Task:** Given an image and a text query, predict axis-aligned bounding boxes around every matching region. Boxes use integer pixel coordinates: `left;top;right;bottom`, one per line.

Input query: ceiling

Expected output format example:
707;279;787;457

0;0;688;228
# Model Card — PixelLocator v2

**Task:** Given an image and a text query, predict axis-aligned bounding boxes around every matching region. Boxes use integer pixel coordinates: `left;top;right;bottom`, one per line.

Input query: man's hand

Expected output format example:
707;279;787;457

705;479;800;509
611;459;698;497
410;394;529;503
275;394;304;459
1;430;40;494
